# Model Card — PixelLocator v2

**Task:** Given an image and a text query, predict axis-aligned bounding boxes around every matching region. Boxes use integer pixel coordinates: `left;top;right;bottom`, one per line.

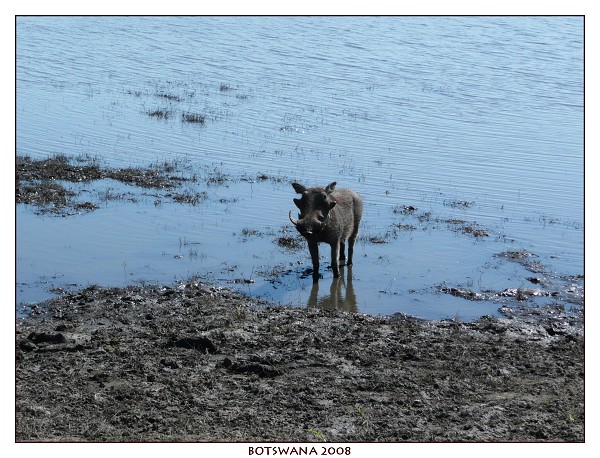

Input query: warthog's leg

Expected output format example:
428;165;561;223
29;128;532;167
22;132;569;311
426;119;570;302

330;241;341;278
339;241;346;263
308;240;321;282
307;281;319;308
347;233;357;266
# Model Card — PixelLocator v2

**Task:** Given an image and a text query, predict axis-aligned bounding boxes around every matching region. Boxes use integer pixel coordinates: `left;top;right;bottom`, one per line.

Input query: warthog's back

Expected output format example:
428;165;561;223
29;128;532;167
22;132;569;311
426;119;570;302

320;188;363;244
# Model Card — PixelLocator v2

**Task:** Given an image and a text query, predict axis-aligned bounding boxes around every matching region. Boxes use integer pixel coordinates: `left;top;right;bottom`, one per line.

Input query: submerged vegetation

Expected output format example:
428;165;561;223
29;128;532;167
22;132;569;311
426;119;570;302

275;235;305;251
181;112;205;124
16;154;192;189
16;154;295;217
156;92;183;102
147;108;206;124
16;154;198;215
146;108;173;119
140;82;244;124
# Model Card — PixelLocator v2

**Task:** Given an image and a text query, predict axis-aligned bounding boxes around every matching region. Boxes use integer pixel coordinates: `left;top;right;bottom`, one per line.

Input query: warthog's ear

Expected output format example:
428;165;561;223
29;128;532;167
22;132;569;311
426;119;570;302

293;198;302;209
292;183;306;194
325;182;337;193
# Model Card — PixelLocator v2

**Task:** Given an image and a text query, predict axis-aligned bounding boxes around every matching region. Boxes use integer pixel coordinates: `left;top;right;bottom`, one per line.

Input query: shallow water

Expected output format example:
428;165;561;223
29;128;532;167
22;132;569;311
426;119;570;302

16;16;583;320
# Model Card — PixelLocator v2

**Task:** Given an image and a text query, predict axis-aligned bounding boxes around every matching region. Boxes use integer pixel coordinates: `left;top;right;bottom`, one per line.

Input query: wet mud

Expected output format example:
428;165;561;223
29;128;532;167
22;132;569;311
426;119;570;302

16;281;583;442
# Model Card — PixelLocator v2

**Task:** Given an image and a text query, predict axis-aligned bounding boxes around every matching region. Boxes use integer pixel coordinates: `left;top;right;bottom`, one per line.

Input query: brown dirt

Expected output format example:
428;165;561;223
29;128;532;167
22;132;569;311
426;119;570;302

16;281;584;442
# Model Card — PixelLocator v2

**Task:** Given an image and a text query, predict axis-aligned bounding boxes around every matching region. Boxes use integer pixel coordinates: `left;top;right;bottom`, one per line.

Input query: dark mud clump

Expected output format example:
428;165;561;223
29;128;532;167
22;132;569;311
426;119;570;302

16;281;583;442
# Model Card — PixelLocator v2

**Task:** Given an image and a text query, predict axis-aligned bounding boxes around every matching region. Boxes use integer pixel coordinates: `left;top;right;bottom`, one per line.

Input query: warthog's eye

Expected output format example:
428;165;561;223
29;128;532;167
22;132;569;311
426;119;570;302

317;214;326;222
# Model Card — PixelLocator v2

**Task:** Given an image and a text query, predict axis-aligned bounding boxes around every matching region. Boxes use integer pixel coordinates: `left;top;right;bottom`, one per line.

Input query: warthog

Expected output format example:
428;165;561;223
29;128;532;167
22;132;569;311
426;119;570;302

288;182;363;282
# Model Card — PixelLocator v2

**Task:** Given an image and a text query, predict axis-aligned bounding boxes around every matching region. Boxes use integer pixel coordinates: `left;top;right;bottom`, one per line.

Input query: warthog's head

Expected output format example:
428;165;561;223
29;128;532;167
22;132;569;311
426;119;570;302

289;182;337;238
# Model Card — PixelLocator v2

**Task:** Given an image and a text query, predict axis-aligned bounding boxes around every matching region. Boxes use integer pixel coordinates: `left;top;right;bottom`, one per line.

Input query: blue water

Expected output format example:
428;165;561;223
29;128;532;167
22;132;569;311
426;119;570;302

16;16;583;320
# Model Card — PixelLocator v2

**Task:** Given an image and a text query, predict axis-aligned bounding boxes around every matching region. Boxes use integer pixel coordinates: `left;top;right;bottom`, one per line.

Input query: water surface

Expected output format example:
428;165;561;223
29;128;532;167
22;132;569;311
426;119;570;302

16;16;583;320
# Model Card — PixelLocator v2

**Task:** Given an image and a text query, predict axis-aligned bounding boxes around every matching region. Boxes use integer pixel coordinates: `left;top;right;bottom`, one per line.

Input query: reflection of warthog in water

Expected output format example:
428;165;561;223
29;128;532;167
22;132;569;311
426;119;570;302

288;182;363;282
308;268;358;312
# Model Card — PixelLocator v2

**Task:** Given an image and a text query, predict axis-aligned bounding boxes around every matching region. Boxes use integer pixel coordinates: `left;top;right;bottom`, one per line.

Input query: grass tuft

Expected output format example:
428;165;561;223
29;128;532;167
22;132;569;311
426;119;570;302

181;112;205;124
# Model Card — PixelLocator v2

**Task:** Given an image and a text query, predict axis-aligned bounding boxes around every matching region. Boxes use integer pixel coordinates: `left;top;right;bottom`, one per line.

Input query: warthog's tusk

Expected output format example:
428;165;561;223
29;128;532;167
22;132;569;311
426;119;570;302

288;211;298;226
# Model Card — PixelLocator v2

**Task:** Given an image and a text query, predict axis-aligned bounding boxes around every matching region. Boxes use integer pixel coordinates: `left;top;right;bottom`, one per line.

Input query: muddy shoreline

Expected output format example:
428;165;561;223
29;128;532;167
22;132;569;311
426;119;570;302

16;280;584;442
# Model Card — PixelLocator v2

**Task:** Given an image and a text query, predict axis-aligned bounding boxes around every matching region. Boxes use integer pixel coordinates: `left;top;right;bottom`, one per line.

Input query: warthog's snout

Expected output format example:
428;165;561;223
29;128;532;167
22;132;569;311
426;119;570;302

288;211;326;237
289;182;363;282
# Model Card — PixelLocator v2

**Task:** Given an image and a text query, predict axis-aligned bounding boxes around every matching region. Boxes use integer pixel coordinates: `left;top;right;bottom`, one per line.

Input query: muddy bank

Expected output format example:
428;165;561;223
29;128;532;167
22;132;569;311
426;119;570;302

16;281;584;442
